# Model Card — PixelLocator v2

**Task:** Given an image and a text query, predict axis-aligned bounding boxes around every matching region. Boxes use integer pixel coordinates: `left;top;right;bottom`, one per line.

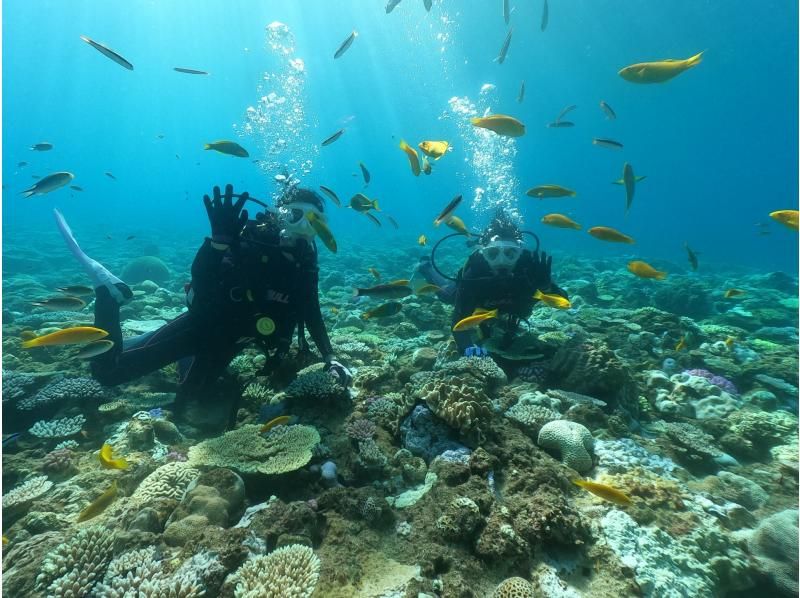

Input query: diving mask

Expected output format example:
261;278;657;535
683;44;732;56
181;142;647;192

279;202;325;241
480;239;523;271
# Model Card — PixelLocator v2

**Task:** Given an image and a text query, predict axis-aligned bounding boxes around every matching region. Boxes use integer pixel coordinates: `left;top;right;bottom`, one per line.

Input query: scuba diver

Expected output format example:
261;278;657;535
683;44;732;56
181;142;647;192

54;184;351;430
415;211;567;356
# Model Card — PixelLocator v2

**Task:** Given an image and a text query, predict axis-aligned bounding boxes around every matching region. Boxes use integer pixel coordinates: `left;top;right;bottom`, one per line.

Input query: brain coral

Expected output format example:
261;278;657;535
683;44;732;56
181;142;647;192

537;420;594;473
35;525;115;597
188;424;320;475
492;577;535;598
415;376;492;439
231;544;320;598
130;461;200;504
121;255;171;284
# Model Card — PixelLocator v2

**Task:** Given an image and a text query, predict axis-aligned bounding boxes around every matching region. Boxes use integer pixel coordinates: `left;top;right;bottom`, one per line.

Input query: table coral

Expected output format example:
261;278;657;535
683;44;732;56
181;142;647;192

537;420;595;473
188;424;320;475
2;475;53;509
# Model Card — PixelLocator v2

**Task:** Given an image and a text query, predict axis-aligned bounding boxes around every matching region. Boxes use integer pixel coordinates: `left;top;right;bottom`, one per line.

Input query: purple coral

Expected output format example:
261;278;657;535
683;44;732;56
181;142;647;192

345;418;377;441
683;369;739;396
42;448;76;474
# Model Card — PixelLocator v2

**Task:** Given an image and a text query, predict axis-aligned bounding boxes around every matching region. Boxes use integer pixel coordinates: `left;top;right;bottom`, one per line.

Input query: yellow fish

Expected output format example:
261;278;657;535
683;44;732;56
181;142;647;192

203;140;249;157
399;140;421;176
618;51;704;84
99;443;129;470
533;289;571;309
306;212;338;253
445;215;470;236
769;210;799;231
588;226;635;244
675;336;687;351
418;140;449;159
2;535;8;546
452;308;498;332
22;326;108;349
724;288;746;298
368;267;381;280
416;284;442;295
724;336;736;350
77;481;119;523
470;114;525;137
260;415;292;434
418;234;427;246
541;213;581;230
573;479;632;506
330;307;340;315
627;260;667;280
526;185;577;198
388;279;411;286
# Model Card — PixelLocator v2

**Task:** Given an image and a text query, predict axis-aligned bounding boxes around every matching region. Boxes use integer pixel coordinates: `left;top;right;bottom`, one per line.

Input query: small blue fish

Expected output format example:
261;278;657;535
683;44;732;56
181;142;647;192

2;433;22;447
148;408;163;419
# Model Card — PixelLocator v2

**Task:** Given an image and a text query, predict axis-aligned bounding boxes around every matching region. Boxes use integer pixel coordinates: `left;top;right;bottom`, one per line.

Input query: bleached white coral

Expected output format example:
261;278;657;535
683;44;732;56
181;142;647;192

2;475;53;509
95;546;210;598
130;462;199;504
29;414;86;438
231;544;320;598
35;525;115;597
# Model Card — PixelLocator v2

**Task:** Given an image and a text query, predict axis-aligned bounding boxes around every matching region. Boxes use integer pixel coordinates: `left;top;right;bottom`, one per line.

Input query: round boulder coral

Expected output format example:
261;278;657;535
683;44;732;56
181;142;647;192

492;577;534;598
537;420;594;473
121;255;171;284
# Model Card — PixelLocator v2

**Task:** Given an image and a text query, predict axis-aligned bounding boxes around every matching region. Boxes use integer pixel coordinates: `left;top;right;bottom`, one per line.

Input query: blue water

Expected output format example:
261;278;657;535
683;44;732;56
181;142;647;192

3;0;798;273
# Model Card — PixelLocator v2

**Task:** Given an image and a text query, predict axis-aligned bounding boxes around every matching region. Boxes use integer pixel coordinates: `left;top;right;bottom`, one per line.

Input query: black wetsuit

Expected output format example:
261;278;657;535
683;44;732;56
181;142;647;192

428;249;566;353
90;222;333;408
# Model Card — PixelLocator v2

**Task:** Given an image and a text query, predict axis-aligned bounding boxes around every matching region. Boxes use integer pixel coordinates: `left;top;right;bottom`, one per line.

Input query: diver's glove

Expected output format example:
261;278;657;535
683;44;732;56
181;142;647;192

465;345;489;358
203;184;249;245
326;359;353;387
530;250;553;288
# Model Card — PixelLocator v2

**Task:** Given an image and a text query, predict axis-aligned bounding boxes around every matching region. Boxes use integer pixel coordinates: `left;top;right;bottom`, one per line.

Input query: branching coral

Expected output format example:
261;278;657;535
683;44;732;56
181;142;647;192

29;414;86;438
188;424;320;475
3;475;53;509
230;544;320;598
18;376;105;411
35;525;116;597
284;370;348;403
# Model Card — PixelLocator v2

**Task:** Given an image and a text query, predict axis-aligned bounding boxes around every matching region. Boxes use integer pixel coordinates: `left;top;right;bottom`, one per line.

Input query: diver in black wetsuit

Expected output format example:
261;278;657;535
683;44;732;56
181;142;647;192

54;184;351;430
416;212;567;355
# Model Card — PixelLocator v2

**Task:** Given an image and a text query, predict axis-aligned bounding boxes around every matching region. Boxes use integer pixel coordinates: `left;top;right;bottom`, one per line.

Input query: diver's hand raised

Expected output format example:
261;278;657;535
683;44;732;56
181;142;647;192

203;184;249;244
530;250;552;287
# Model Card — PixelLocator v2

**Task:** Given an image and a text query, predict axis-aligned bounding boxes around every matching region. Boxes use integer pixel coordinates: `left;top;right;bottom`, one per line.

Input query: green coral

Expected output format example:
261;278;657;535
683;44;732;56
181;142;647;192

188;424;320;475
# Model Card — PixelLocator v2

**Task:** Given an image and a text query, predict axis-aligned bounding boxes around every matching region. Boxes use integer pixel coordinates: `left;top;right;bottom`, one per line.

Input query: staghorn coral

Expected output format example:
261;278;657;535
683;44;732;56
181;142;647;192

18;376;105;411
284;370;348;403
230;544;320;598
242;382;271;402
188;424;320;475
130;461;200;504
2;369;38;401
35;525;116;597
415;376;492;439
29;414;86;438
3;475;53;509
492;577;535;598
537;420;594;473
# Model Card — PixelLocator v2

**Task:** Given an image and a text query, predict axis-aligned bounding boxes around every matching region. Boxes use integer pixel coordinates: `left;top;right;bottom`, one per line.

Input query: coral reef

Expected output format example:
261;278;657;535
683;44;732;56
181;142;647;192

188;424;320;475
3;475;53;509
17;376;105;411
537;420;595;473
284;370;348;403
747;509;798;596
29;414;86;438
415;376;492;440
228;544;320;597
35;525;116;596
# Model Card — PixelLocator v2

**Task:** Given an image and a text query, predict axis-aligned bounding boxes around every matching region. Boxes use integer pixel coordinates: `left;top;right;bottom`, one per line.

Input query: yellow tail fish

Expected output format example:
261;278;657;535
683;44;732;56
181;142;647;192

470;114;525;137
573;479;632;506
399;140;421;176
99;443;129;470
619;51;703;84
452;308;498;332
22;326;108;349
533;289;571;309
769;210;799;231
260;415;292;434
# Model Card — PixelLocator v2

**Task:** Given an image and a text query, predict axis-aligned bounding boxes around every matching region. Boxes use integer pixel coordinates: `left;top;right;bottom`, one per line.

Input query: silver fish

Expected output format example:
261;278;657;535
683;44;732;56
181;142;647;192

556;104;577;121
541;0;549;31
80;35;133;70
599;100;616;120
74;339;115;360
546;121;574;128
322;129;345;146
497;28;513;64
503;0;510;24
623;162;636;213
319;185;341;207
334;30;358;59
592;138;623;150
517;80;525;103
21;171;74;197
386;0;403;13
174;67;209;75
423;0;432;11
359;162;371;185
30;142;53;151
